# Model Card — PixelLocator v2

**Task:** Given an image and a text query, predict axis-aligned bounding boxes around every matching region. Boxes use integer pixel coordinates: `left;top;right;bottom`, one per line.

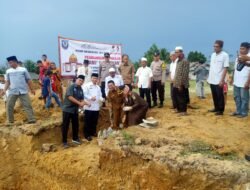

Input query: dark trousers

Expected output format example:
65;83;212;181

139;88;151;107
170;83;177;108
210;84;225;112
101;81;106;99
84;110;99;138
151;81;165;104
184;88;190;104
173;87;187;112
62;112;79;143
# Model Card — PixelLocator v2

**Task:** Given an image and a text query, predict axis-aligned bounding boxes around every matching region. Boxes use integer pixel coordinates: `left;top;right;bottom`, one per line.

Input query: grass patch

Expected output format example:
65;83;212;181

180;140;238;161
121;131;135;146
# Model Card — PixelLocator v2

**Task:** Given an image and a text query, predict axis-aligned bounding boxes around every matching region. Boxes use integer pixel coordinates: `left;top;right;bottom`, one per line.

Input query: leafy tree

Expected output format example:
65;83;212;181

0;66;7;74
187;51;207;63
143;44;170;67
23;60;37;72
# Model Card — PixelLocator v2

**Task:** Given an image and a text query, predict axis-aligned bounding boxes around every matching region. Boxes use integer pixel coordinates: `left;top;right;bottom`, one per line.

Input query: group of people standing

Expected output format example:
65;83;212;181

0;41;249;153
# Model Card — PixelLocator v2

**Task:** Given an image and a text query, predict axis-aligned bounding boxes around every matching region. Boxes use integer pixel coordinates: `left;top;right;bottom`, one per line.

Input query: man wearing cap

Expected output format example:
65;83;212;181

83;73;104;141
135;57;153;108
99;53;117;99
1;56;36;124
207;40;229;115
150;51;166;108
77;59;92;84
169;51;178;109
62;75;89;148
230;42;250;118
107;80;124;130
118;54;135;90
173;47;190;116
105;67;124;95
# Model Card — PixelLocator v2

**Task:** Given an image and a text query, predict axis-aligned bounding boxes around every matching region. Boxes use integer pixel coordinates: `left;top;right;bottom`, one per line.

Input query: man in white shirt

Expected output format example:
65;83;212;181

135;57;153;108
77;59;92;85
83;73;104;141
169;51;178;109
207;40;229;115
105;67;124;95
231;42;250;118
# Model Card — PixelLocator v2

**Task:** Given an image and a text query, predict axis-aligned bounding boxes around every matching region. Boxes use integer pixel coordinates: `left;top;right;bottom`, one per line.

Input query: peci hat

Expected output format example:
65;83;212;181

91;73;99;78
83;59;89;64
104;52;110;58
77;75;85;80
6;56;18;62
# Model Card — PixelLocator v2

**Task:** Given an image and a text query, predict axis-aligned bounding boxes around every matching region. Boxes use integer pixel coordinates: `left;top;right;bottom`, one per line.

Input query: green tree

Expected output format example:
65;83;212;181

0;66;7;74
23;60;37;72
187;51;207;63
143;44;170;67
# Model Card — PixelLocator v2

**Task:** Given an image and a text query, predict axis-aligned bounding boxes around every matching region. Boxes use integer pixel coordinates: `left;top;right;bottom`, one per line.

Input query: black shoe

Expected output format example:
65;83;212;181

86;136;92;141
158;104;163;108
63;143;69;149
27;120;36;124
245;154;250;161
215;112;223;116
72;139;81;145
230;112;240;116
208;109;218;113
152;102;157;107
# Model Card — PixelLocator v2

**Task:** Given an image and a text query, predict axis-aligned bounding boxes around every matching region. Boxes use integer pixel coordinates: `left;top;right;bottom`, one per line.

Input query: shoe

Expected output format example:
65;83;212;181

245;154;250;161
63;143;69;149
201;96;206;99
158;104;163;108
215;112;223;116
152;102;157;107
237;115;247;118
86;136;92;141
6;122;14;127
230;112;240;116
178;112;188;117
27;120;36;124
72;139;81;145
208;109;218;113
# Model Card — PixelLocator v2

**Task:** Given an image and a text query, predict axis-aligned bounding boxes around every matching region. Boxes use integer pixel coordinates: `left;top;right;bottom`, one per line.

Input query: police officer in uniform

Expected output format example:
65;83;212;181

99;53;117;100
150;52;166;108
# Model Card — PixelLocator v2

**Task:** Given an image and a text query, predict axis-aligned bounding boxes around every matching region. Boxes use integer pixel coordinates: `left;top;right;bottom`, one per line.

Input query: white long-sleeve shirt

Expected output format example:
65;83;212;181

169;59;178;81
105;74;124;95
83;82;103;111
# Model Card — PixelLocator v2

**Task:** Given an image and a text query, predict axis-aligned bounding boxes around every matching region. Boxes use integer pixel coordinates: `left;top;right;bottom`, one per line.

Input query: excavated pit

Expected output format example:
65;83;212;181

0;93;250;190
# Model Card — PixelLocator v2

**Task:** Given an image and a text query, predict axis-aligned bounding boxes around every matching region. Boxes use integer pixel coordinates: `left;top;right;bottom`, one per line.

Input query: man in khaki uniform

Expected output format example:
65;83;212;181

99;52;117;100
150;52;166;108
107;80;124;130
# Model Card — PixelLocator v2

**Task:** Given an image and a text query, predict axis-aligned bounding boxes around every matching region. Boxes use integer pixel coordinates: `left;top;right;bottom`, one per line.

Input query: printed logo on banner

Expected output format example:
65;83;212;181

61;40;69;50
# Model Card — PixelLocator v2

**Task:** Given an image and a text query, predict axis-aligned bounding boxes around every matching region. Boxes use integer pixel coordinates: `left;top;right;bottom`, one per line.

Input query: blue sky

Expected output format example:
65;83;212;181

0;0;249;65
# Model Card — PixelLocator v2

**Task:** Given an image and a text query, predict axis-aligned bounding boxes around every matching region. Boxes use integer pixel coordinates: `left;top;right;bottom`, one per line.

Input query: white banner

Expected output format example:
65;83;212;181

58;36;122;78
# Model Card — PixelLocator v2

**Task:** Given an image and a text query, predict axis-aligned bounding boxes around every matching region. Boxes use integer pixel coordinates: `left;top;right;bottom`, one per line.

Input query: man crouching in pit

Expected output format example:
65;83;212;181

61;75;90;148
107;80;124;130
